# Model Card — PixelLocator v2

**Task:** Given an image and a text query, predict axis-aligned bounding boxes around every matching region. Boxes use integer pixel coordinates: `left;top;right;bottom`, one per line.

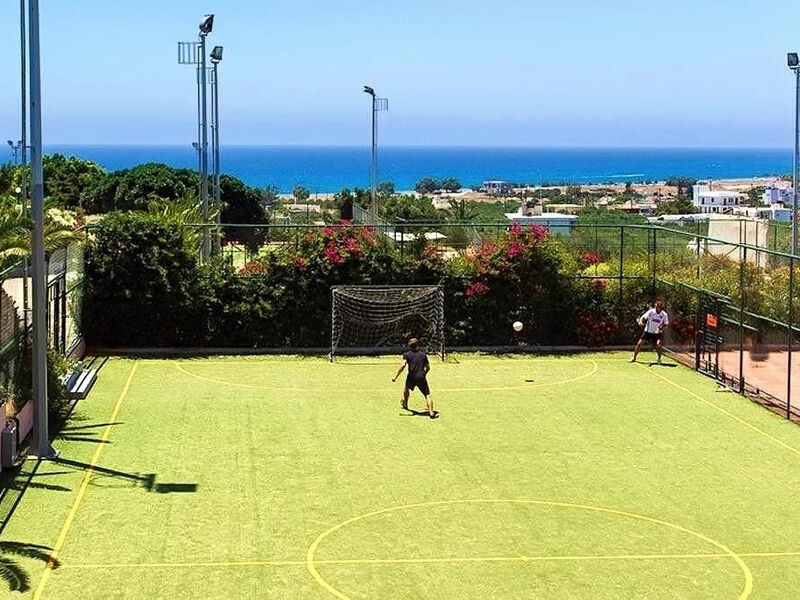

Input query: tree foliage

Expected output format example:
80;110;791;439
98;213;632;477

379;194;442;222
84;163;199;213
656;196;698;216
43;154;107;209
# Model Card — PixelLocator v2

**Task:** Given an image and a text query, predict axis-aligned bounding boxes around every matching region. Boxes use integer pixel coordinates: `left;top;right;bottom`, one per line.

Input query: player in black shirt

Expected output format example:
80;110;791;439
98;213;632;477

392;338;438;419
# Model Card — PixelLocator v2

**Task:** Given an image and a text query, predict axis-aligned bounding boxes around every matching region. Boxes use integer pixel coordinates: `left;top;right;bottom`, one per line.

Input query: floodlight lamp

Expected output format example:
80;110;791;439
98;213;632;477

363;85;375;97
6;141;12;148
211;46;223;63
789;53;799;69
199;14;214;35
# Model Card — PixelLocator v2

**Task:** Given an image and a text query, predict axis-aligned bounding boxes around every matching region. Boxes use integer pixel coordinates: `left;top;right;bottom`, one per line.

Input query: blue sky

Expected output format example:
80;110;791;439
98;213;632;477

0;0;797;147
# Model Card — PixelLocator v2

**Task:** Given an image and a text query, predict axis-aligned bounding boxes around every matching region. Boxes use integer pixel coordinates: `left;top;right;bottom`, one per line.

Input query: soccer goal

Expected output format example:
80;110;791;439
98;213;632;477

330;285;445;360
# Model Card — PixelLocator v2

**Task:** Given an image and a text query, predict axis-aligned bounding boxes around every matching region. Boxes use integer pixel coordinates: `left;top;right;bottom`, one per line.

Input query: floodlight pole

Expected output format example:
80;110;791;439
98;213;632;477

20;0;27;165
363;86;388;225
211;49;222;254
369;91;377;222
794;65;800;256
199;30;210;260
28;0;54;459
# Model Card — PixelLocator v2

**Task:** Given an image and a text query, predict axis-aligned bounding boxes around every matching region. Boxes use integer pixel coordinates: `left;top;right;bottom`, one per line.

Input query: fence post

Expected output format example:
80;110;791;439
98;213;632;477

789;256;795;419
651;228;657;299
738;247;746;394
696;219;701;279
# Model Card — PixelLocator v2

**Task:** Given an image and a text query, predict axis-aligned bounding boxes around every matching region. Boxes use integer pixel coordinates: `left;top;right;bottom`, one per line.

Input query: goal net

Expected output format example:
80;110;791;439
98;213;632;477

330;285;445;360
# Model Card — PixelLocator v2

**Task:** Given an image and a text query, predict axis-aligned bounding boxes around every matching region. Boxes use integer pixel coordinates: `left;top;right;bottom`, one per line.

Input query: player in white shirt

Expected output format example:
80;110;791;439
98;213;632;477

630;301;669;363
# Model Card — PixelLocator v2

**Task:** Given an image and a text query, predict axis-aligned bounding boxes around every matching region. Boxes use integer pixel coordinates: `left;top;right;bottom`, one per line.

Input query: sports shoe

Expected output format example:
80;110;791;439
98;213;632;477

629;357;636;363
657;357;662;365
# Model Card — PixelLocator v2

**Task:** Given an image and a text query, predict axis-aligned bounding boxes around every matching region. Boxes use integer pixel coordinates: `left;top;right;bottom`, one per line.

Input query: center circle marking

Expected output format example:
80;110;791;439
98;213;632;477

305;499;752;600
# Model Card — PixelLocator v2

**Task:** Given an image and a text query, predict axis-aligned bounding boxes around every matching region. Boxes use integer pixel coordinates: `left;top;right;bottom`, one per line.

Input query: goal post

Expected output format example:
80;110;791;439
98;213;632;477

330;285;445;360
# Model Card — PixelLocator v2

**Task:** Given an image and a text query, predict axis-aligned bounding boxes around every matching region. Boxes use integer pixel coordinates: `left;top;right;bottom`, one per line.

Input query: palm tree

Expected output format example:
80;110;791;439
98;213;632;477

446;197;479;222
0;196;87;271
0;541;59;593
0;198;32;268
147;191;219;255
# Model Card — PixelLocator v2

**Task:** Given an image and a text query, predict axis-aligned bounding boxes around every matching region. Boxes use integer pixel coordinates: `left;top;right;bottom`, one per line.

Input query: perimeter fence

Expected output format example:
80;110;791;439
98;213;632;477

197;218;800;420
0;241;85;396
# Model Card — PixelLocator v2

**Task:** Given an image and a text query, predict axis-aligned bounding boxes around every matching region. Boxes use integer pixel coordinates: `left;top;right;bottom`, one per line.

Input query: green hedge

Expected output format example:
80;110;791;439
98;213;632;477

83;215;659;349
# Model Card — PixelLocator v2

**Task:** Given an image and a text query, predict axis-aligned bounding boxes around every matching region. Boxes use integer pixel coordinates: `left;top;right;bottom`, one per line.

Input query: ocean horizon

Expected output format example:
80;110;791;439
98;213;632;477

42;145;793;194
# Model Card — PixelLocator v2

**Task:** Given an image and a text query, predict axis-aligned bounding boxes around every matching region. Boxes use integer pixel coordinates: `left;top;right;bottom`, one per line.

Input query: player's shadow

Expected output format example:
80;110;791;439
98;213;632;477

400;409;434;418
647;362;678;368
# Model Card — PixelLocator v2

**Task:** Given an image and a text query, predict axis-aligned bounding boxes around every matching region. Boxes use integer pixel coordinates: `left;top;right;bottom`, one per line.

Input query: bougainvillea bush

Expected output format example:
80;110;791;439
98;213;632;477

83;214;678;348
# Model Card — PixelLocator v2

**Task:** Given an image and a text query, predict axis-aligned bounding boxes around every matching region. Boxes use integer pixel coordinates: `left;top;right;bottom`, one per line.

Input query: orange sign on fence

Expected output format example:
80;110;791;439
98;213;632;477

706;313;718;328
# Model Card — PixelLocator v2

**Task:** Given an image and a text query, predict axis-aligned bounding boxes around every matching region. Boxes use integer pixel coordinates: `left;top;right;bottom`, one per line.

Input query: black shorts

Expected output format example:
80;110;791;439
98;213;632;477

405;376;430;396
642;331;663;343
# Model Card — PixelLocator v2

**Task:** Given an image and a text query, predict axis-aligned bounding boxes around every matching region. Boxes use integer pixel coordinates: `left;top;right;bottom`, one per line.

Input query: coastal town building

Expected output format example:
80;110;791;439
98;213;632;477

505;204;577;234
691;184;745;214
762;185;794;206
482;180;513;196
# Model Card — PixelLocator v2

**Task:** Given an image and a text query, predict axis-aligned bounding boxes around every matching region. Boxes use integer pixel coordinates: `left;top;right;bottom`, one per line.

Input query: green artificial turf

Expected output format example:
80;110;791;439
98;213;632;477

2;352;800;599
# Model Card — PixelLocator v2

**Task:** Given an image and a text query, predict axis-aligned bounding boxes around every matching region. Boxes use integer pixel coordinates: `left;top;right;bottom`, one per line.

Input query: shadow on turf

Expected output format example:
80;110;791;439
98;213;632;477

52;458;197;494
647;362;678;368
0;541;59;593
400;409;439;418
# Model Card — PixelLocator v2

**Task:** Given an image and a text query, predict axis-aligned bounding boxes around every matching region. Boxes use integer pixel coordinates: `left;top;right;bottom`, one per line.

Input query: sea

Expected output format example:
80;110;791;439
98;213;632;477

44;145;792;194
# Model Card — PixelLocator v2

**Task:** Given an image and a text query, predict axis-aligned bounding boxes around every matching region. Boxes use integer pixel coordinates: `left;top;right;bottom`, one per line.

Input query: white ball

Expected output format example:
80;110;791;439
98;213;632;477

513;321;524;332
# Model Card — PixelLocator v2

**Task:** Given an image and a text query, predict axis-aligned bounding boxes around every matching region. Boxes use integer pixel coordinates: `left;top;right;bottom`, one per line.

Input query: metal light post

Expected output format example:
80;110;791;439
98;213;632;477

20;0;27;165
789;52;800;256
7;140;22;165
178;14;214;260
210;45;223;254
28;0;53;459
362;86;388;223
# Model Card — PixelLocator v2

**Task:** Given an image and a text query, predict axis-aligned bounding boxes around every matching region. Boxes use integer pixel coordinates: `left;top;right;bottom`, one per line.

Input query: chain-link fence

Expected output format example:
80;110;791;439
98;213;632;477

0;241;85;396
177;219;800;419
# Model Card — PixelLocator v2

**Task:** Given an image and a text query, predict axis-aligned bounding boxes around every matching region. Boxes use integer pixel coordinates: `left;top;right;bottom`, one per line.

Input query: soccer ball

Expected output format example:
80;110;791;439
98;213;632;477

513;321;524;332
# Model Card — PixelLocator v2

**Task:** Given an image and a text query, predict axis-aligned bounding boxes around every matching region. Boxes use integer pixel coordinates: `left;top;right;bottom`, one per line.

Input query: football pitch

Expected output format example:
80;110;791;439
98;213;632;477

3;352;800;599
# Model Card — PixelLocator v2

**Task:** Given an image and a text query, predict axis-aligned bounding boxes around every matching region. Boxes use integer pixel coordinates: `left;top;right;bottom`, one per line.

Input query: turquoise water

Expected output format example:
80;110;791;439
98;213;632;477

45;145;791;193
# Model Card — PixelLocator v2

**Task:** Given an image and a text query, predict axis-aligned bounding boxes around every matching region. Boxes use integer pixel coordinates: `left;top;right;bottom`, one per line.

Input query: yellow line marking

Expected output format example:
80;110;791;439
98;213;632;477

175;359;598;393
32;361;138;600
305;499;753;600
173;358;603;366
638;364;800;458
54;549;800;571
62;559;308;569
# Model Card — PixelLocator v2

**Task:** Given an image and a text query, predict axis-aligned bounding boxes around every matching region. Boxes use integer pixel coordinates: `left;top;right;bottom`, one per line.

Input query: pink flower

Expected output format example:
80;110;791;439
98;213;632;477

465;282;489;297
323;243;344;265
509;222;523;235
359;227;376;245
323;227;336;238
582;251;601;266
343;237;360;252
507;243;522;259
529;224;548;240
238;261;265;276
339;219;353;226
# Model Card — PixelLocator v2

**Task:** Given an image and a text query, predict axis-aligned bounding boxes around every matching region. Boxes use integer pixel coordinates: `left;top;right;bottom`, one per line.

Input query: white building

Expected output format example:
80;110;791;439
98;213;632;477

691;184;745;214
762;186;794;206
505;210;577;235
483;180;514;196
